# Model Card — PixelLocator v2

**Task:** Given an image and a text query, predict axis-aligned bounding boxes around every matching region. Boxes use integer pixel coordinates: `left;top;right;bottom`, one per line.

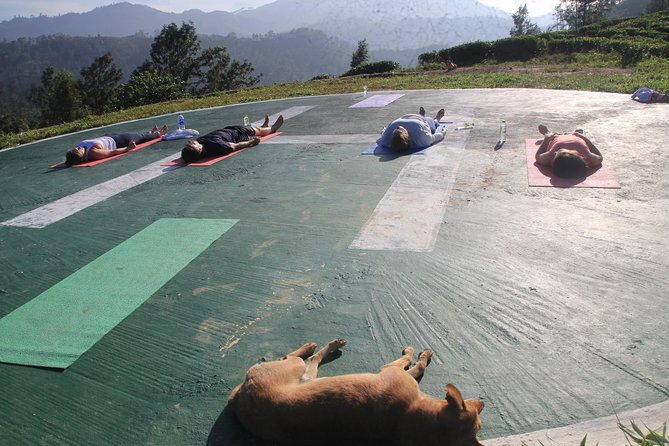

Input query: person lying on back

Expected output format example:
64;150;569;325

535;124;603;178
376;107;446;152
65;125;167;165
180;114;283;163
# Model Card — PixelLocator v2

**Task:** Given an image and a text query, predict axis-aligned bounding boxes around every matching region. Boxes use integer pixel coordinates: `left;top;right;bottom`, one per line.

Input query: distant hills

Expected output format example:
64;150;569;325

0;0;517;51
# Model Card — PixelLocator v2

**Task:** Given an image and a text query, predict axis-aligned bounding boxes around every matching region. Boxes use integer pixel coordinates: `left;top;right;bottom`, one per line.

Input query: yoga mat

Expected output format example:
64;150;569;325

349;94;405;108
162;132;281;166
525;139;620;188
50;136;163;168
0;218;238;369
362;122;452;155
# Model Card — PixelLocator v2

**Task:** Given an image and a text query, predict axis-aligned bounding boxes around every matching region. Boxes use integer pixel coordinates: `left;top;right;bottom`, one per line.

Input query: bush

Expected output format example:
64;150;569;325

310;73;332;80
437;41;491;67
114;70;188;108
418;51;440;66
341;60;400;77
491;36;541;62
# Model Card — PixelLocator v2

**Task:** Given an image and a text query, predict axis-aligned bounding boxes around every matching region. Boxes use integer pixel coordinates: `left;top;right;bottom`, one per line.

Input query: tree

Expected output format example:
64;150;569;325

30;67;86;125
146;22;202;85
510;4;540;36
78;52;123;115
647;0;669;12
141;22;259;95
554;0;618;30
350;39;369;68
199;46;260;93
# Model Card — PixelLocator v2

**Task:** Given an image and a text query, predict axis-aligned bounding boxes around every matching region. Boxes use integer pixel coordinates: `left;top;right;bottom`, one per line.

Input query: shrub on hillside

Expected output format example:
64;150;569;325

437;41;490;67
341;61;400;77
491;36;541;62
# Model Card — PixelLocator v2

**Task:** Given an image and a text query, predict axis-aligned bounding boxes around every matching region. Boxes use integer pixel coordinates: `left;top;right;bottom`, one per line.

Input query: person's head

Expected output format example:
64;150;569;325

181;139;203;163
552;149;587;178
390;126;410;152
66;147;85;165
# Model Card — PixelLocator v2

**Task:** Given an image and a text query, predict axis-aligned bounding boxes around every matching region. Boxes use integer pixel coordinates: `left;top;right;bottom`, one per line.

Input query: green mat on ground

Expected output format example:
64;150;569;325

0;218;238;369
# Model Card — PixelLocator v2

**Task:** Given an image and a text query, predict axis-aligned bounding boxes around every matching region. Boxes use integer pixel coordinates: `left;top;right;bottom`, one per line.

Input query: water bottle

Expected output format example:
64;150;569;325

243;115;250;126
363;85;368;96
499;120;507;142
178;114;185;131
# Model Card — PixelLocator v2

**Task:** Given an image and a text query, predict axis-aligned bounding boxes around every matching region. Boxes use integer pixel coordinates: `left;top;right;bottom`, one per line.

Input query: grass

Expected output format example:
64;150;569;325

1;55;667;150
519;420;668;446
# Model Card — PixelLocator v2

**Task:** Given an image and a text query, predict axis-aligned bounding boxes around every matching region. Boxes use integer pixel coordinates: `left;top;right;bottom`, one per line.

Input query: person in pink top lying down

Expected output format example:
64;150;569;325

534;124;603;178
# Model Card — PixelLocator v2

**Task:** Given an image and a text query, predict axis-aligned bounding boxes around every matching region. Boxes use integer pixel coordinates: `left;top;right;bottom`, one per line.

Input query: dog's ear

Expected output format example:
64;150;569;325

445;383;466;412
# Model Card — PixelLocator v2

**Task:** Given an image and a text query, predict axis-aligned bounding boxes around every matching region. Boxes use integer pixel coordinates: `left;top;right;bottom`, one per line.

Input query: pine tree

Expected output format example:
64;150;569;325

78;52;123;115
510;4;540;36
350;39;369;68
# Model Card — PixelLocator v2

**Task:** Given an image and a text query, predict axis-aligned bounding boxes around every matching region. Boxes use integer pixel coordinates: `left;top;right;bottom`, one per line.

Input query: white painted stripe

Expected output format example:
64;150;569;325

263;134;378;144
349;131;468;252
251;106;314;126
2;106;313;229
1;153;183;228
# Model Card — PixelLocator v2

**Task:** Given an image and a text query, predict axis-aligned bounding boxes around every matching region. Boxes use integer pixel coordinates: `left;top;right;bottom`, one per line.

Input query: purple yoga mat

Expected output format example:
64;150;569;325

349;94;405;108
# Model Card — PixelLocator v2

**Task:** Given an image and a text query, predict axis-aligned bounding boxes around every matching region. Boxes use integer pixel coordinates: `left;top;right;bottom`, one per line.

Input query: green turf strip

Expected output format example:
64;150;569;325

0;218;238;369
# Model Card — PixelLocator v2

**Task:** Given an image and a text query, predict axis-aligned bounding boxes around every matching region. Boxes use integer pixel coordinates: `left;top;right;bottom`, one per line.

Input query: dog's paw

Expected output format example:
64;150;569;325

418;349;433;361
330;338;347;350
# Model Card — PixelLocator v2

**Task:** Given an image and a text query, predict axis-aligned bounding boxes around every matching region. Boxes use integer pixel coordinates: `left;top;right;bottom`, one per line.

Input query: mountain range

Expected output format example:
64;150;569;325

0;0;519;51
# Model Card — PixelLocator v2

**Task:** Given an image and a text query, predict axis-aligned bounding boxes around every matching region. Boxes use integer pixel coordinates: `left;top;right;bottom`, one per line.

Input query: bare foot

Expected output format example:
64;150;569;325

151;125;159;132
127;140;137;150
270;115;284;133
262;114;270;127
419;106;426;116
159;125;168;136
538;124;549;135
435;108;445;122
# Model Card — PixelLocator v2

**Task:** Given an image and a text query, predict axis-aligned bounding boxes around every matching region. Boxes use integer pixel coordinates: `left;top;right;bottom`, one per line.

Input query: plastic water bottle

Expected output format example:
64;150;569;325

363;85;368;96
243;115;250;126
178;114;185;131
499;120;507;142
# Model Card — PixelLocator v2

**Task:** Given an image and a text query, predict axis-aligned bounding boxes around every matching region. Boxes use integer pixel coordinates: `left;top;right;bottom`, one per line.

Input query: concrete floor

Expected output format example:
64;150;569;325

0;89;667;445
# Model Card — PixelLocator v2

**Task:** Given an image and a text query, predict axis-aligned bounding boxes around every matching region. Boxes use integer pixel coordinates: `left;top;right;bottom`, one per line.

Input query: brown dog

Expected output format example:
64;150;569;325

228;338;484;446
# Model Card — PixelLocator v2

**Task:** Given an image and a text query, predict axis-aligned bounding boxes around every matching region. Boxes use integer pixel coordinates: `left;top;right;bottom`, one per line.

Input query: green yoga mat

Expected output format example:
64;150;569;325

0;218;238;369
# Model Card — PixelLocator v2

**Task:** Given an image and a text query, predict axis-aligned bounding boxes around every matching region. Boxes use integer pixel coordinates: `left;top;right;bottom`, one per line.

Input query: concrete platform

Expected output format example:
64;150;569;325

0;89;667;445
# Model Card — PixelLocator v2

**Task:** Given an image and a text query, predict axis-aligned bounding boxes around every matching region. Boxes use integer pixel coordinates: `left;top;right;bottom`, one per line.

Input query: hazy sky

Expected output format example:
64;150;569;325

0;0;560;22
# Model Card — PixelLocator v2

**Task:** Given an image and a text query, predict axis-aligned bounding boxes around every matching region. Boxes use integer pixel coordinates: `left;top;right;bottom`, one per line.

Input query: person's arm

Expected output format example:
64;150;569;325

535;134;557;166
430;130;445;145
87;144;131;160
573;132;603;167
229;137;261;151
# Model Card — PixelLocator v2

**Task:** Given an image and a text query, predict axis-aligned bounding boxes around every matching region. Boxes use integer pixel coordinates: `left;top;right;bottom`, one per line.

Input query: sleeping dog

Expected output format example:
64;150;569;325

228;338;484;446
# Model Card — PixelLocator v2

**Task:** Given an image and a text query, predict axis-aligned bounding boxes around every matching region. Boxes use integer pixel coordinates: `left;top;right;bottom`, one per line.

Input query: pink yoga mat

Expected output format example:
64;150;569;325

525;139;620;188
50;136;163;168
349;94;405;108
162;132;281;167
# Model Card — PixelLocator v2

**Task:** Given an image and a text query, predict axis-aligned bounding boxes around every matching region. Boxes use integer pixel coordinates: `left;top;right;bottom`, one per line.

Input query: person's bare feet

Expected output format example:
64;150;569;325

151;125;159;132
159;125;168;136
538;124;550;135
435;108;445;122
270;115;284;133
419;106;426;116
127;140;137;150
262;114;270;127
